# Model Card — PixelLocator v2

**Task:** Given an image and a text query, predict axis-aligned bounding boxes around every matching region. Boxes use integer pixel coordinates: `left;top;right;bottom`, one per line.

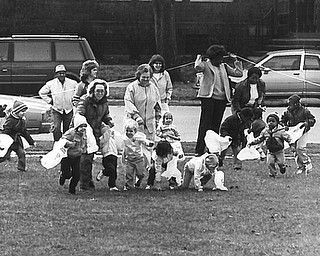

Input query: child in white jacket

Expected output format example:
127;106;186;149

122;119;154;190
96;124;121;191
182;153;228;192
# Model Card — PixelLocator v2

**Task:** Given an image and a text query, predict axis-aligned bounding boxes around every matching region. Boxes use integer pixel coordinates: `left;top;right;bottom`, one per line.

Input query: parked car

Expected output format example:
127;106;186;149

0;94;52;134
0;35;95;96
232;49;320;105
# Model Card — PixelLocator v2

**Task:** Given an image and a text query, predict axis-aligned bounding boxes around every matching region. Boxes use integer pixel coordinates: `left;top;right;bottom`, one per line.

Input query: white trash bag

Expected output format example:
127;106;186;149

41;139;68;169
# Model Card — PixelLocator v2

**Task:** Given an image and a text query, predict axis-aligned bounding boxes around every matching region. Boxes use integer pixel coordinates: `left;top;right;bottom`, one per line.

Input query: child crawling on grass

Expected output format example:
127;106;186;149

182;153;228;192
248;113;294;178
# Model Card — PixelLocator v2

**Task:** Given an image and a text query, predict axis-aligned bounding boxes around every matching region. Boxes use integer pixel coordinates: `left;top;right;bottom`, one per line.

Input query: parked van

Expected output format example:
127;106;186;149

0;35;95;96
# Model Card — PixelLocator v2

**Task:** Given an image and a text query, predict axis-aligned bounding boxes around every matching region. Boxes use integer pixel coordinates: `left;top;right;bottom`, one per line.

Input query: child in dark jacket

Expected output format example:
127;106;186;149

219;107;253;170
249;113;294;177
247;107;267;161
281;94;316;175
59;114;87;194
0;101;35;172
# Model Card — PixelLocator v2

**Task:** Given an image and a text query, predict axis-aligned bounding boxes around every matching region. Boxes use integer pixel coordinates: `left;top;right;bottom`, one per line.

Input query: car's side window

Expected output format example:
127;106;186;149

304;55;320;70
263;55;301;71
55;42;85;61
0;43;9;61
14;42;51;61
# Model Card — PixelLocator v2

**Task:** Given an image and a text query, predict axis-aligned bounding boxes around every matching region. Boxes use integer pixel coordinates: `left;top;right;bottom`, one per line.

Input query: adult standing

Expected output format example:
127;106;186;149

148;54;173;113
76;78;114;191
231;67;266;113
124;64;162;141
39;65;77;141
72;60;99;106
124;64;161;172
194;45;243;156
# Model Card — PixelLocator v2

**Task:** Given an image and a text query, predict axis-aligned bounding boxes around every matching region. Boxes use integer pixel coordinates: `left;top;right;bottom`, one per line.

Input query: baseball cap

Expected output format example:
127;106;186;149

55;64;66;73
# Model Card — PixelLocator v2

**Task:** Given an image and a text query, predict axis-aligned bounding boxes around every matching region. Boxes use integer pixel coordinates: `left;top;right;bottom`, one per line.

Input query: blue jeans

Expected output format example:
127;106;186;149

52;109;73;141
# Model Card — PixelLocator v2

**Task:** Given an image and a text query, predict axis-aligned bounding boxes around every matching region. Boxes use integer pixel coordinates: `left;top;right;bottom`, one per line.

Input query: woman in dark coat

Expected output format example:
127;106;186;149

232;67;266;113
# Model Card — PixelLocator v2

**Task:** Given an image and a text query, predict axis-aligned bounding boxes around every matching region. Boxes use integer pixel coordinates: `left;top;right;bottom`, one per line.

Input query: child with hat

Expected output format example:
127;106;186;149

59;114;88;194
281;94;316;175
248;113;294;178
0;100;35;172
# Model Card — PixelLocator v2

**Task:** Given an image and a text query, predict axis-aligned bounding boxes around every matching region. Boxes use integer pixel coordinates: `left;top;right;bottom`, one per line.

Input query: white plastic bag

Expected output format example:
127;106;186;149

161;156;182;186
41;139;68;169
204;130;231;154
237;146;260;161
0;134;14;157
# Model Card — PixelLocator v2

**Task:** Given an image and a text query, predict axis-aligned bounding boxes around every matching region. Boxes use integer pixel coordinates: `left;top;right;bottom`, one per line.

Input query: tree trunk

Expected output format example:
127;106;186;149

152;0;178;69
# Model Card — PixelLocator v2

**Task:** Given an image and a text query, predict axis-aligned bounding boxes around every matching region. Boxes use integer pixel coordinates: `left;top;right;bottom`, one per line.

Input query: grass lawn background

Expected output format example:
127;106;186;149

1;146;320;256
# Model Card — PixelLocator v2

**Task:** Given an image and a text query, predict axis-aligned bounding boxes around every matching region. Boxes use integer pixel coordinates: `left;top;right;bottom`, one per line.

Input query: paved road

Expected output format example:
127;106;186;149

33;106;320;143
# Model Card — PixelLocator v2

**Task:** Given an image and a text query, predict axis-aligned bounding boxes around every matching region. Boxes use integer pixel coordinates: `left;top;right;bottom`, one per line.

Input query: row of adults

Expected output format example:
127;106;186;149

38;55;173;191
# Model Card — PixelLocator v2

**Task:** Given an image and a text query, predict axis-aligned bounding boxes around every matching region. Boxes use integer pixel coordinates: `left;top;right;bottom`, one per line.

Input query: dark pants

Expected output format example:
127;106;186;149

195;98;227;155
52;109;73;141
147;162;167;186
80;153;95;190
102;155;118;188
61;156;81;193
0;142;26;171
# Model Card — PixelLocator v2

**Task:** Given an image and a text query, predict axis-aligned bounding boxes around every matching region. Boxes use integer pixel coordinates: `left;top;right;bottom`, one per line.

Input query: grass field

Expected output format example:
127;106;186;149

1;146;320;256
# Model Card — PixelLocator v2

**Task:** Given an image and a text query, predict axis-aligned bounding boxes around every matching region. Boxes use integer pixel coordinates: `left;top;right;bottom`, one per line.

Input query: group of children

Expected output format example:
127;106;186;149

0;93;316;194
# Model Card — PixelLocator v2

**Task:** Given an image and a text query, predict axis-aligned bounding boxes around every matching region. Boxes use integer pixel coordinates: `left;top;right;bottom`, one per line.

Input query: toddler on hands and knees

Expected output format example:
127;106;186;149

182;153;228;192
121;119;154;191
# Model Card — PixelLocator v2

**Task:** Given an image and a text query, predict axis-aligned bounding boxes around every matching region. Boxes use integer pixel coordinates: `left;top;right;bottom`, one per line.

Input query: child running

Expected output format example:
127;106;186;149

96;125;120;191
59;114;87;194
281;94;316;175
248;113;294;178
0;100;35;172
122;119;154;191
146;140;180;190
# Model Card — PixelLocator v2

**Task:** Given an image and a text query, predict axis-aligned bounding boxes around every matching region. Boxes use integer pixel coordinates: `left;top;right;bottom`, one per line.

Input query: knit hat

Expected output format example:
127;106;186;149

73;114;87;129
80;60;99;77
266;113;280;124
288;94;301;104
12;100;28;115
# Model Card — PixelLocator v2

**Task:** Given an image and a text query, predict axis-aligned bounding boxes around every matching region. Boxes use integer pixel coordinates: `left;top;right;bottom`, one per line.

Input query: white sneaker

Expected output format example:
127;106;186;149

145;185;151;190
296;168;304;174
96;170;104;181
198;188;203;192
213;186;228;191
110;187;119;192
305;163;313;174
